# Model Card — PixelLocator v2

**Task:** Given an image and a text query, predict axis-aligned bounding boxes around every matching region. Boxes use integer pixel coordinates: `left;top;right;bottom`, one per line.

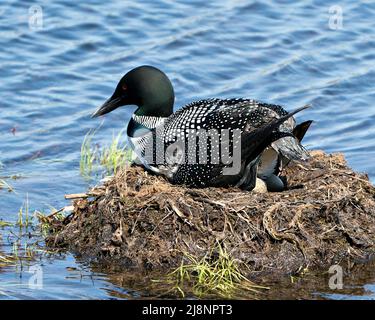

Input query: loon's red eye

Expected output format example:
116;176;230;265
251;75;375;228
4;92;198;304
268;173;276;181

122;84;127;90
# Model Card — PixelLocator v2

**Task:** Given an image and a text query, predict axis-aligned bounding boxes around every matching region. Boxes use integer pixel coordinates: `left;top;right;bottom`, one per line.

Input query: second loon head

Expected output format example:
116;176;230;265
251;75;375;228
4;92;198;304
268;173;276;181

92;65;175;118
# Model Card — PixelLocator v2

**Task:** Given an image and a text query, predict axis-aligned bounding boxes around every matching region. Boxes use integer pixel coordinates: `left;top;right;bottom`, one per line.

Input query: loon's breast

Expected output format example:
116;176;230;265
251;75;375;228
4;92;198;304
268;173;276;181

126;115;167;172
257;147;279;180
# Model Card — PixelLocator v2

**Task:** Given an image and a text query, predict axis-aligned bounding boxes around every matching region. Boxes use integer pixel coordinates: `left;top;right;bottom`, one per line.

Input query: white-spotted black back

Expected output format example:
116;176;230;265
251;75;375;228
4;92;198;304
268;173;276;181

129;98;304;187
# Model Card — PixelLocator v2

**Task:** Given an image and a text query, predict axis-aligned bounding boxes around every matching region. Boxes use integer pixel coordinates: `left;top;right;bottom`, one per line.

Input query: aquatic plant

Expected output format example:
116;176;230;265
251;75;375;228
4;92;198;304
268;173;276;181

11;240;39;260
100;129;132;174
0;254;15;267
0;212;61;268
16;194;31;229
0;237;38;267
0;221;13;227
80;128;132;176
80;129;98;176
37;207;68;237
0;179;14;192
163;243;267;298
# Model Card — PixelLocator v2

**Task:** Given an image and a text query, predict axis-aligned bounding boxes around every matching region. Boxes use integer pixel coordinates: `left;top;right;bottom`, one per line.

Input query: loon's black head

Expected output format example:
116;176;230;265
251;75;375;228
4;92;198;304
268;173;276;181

92;65;175;118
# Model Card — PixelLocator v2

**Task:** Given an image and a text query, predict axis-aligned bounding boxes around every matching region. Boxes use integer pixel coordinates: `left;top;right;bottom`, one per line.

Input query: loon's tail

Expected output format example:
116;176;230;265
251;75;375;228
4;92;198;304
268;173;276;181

241;105;311;161
271;120;313;162
293;120;313;142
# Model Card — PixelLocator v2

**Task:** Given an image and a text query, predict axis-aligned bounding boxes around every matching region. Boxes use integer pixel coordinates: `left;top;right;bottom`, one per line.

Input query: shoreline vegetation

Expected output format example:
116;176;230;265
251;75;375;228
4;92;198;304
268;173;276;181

80;128;132;177
42;150;375;297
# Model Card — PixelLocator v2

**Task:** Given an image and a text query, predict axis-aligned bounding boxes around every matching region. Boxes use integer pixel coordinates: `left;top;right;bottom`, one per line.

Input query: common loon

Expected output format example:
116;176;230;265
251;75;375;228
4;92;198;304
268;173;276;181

92;65;311;191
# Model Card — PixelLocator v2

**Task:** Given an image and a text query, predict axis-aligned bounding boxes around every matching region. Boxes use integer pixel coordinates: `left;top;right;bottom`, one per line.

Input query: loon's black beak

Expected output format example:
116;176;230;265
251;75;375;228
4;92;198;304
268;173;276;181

91;96;123;118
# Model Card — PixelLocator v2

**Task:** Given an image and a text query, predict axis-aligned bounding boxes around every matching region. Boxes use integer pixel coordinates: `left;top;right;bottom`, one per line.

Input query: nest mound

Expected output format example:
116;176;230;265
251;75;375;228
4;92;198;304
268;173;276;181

47;151;375;276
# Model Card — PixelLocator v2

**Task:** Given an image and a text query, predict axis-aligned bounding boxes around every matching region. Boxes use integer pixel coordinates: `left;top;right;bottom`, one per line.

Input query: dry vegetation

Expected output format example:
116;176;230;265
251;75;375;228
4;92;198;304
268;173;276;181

46;150;375;279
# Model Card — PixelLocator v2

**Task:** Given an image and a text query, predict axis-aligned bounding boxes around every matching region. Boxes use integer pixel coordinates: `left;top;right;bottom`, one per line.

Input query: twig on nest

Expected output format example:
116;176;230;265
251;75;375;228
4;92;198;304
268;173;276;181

64;190;104;200
65;193;89;200
47;207;65;217
194;197;227;208
47;206;74;218
262;204;282;241
263;204;307;261
168;200;194;227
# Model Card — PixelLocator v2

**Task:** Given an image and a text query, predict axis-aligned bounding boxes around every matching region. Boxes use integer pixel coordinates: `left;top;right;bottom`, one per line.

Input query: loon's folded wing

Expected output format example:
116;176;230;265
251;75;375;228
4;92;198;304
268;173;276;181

208;105;310;188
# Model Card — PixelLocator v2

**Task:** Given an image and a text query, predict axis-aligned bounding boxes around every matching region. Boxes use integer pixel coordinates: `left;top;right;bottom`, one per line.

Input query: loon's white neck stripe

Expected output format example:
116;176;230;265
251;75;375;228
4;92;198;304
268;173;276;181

128;115;167;172
132;114;166;129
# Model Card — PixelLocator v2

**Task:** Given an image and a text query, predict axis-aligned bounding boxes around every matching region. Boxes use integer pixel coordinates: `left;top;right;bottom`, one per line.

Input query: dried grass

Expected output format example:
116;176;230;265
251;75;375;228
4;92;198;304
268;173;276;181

47;150;375;278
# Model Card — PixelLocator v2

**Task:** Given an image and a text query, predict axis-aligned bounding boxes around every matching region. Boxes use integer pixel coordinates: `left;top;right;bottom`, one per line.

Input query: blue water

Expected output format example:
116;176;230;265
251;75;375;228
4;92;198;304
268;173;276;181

1;0;375;299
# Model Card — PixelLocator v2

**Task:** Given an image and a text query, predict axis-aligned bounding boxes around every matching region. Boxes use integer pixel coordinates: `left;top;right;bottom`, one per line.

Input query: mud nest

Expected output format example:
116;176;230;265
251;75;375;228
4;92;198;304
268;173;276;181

47;151;375;276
